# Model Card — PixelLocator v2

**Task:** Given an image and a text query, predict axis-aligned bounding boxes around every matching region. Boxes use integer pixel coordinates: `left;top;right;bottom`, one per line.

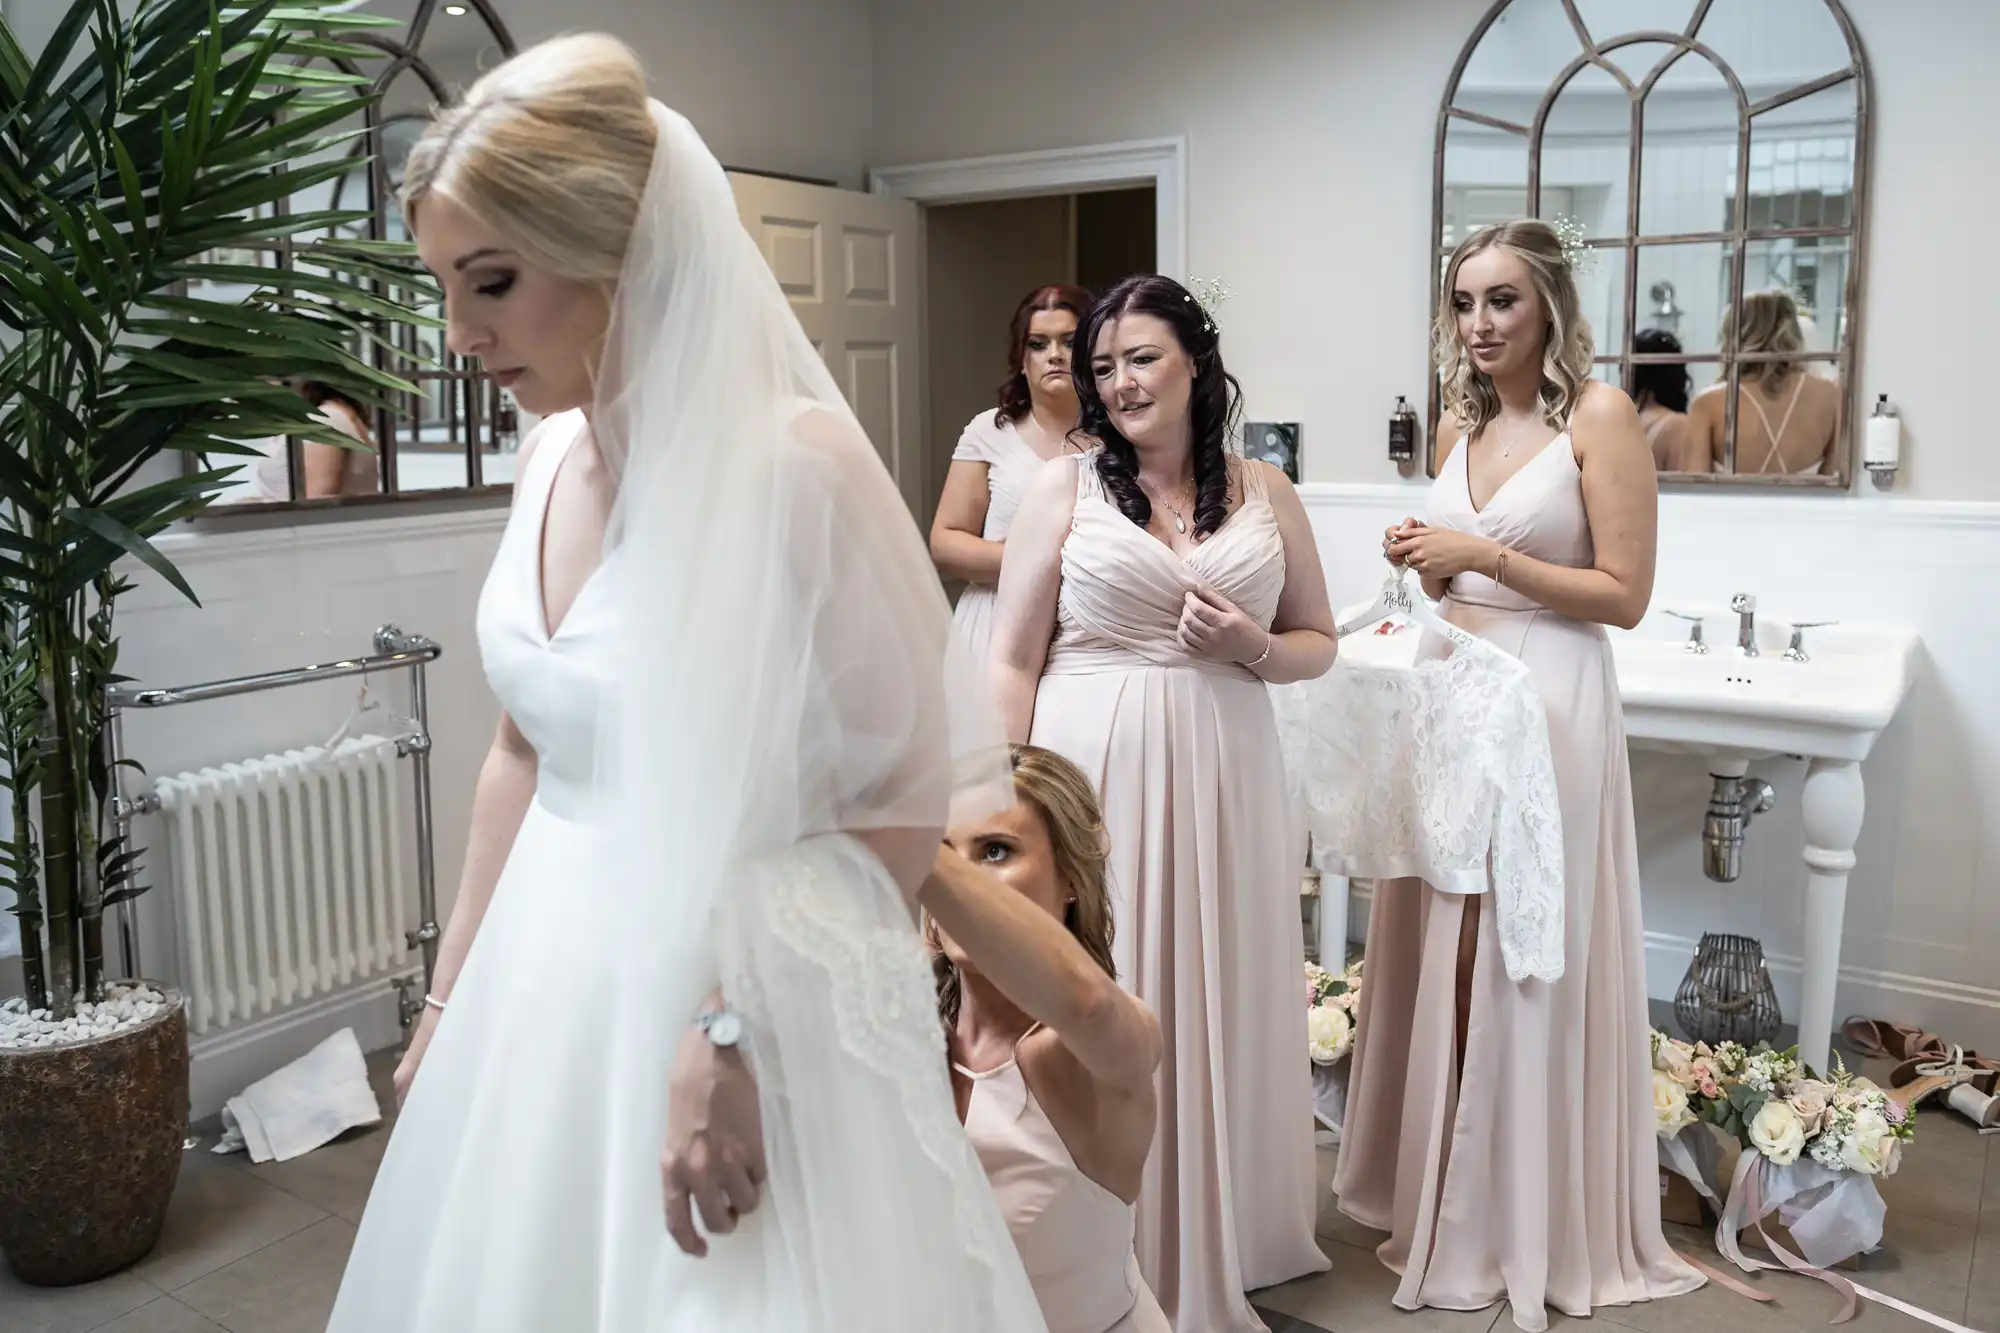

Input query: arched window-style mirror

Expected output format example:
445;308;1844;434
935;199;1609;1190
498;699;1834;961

197;0;520;511
1430;0;1870;485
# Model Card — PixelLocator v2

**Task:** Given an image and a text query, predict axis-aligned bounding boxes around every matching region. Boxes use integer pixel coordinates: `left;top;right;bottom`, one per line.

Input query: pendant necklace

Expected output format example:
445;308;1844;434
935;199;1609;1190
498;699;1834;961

1026;412;1083;461
1149;479;1195;534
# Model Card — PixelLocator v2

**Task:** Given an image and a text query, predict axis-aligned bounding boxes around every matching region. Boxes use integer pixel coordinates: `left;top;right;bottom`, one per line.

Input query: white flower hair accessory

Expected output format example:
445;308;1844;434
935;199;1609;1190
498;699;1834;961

1549;216;1596;276
1185;274;1232;333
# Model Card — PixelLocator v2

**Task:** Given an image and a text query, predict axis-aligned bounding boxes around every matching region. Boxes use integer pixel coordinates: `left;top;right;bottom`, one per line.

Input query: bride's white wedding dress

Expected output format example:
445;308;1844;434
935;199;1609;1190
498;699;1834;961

328;95;1047;1333
326;414;636;1329
329;417;1044;1332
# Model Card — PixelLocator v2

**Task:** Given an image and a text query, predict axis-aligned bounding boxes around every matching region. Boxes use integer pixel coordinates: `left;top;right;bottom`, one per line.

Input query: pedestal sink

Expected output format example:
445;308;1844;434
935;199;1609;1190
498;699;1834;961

1313;604;1921;1075
1612;616;1920;1074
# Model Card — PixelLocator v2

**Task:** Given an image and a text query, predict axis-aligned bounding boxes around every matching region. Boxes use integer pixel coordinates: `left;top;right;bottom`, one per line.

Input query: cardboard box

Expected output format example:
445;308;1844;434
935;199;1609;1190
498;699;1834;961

1659;1168;1714;1228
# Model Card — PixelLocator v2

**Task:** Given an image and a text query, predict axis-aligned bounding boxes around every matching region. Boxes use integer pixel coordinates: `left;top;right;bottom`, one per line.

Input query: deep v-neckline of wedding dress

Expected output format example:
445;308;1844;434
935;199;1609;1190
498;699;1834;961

531;427;612;646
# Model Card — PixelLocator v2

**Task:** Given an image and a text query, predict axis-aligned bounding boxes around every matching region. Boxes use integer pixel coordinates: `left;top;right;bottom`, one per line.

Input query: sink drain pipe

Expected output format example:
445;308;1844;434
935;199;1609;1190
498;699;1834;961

1702;758;1776;883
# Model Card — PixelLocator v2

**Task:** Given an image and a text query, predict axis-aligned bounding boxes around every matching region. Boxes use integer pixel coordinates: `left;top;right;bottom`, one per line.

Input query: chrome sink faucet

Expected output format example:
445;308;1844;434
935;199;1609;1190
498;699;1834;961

1731;593;1757;656
1783;621;1836;663
1663;610;1708;654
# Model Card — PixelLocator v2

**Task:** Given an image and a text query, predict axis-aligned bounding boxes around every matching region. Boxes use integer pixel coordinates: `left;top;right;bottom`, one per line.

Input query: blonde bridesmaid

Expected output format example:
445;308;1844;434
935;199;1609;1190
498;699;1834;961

1346;219;1704;1331
926;744;1170;1333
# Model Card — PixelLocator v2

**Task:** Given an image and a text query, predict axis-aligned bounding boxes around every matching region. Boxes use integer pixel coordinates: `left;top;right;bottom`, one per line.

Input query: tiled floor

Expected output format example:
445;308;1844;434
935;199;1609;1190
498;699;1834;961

0;1056;396;1333
1256;1058;2000;1333
4;1053;1995;1333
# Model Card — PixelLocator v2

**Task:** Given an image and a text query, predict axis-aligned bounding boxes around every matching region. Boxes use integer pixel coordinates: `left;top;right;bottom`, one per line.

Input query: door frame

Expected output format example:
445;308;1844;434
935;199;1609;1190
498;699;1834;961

867;136;1188;280
868;138;1187;519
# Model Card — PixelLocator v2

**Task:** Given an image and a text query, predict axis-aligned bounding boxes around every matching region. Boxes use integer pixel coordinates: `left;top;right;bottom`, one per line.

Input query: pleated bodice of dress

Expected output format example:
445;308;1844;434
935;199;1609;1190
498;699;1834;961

1044;460;1284;680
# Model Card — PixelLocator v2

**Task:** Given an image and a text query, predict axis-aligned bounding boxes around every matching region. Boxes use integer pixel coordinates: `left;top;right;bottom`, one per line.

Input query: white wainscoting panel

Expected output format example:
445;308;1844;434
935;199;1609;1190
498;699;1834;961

113;506;509;1116
1300;481;2000;1053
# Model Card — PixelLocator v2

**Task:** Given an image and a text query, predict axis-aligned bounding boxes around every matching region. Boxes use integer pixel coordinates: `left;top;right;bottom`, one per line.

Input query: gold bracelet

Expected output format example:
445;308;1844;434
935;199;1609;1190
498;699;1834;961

1494;550;1509;588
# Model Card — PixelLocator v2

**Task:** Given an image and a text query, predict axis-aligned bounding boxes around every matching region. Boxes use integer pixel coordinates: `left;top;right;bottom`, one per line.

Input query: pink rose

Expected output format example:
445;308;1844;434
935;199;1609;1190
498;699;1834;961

1787;1087;1831;1138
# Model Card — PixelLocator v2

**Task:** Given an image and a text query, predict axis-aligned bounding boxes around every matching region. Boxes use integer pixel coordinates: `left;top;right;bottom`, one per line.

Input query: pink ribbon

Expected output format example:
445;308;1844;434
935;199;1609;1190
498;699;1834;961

1712;1149;1991;1331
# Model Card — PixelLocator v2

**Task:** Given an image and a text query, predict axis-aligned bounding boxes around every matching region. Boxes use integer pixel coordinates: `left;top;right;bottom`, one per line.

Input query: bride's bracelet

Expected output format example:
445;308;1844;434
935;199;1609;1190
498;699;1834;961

1247;631;1275;668
423;993;448;1013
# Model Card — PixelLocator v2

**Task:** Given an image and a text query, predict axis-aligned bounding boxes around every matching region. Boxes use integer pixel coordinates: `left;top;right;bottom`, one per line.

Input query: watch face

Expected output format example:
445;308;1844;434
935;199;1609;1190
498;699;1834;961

706;1011;743;1047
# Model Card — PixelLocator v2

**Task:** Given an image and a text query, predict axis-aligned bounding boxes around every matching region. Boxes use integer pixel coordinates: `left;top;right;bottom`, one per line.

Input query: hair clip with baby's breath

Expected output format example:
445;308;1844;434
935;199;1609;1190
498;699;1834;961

1549;216;1596;276
1184;275;1232;334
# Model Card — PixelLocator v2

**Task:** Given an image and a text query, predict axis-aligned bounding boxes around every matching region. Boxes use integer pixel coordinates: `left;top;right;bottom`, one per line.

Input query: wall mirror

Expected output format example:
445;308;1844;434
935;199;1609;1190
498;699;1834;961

197;0;520;512
1431;0;1869;485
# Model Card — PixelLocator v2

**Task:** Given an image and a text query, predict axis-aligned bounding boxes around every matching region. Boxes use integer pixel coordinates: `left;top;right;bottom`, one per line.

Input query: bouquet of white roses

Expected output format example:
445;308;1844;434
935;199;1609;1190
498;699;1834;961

1697;1045;1911;1176
1305;959;1362;1067
1650;1030;1740;1138
1650;1027;1912;1174
1650;1030;1740;1217
1652;1030;1922;1276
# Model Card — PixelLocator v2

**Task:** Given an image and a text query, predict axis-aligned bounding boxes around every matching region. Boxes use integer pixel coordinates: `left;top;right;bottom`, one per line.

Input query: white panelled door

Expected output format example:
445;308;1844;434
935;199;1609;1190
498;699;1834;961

728;172;924;515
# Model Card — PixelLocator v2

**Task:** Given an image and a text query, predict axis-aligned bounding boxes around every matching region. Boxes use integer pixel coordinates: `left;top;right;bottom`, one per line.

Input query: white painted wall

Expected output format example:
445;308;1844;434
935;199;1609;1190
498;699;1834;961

349;0;878;186
870;0;2000;499
508;0;875;186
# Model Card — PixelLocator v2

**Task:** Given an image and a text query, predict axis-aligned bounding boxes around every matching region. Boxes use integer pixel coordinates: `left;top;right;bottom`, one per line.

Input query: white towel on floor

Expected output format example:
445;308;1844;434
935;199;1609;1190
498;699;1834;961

224;1027;383;1163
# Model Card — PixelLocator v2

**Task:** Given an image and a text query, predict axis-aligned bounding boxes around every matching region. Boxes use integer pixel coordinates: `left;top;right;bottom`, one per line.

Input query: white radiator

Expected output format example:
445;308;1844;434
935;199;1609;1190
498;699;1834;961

153;734;413;1036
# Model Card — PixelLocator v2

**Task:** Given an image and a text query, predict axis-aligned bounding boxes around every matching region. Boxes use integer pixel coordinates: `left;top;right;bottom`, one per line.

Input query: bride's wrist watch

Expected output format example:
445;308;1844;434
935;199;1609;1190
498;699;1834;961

695;1004;743;1049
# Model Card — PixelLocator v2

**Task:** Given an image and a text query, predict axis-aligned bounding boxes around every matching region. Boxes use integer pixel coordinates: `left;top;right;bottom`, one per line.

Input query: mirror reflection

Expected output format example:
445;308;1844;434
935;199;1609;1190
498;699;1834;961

209;377;385;505
1541;63;1627;241
1691;290;1846;476
1432;0;1867;486
201;0;521;509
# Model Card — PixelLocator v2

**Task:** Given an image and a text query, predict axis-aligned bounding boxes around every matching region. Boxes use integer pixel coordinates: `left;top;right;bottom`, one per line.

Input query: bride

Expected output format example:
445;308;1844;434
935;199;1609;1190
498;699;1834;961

326;33;1047;1332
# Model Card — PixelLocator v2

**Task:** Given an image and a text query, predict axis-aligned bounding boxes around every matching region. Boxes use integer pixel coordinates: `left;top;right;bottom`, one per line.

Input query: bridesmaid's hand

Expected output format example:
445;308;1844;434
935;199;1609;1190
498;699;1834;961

1382;517;1423;567
662;1016;767;1257
1385;524;1500;581
1178;583;1267;664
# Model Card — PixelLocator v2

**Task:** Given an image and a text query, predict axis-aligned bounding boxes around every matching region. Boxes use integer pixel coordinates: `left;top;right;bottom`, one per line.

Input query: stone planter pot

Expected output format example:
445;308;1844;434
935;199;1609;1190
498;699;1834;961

0;984;188;1286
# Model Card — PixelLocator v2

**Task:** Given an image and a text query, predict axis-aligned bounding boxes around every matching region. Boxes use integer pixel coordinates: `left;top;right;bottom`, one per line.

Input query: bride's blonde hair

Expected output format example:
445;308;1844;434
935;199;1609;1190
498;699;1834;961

401;33;658;283
1432;220;1594;438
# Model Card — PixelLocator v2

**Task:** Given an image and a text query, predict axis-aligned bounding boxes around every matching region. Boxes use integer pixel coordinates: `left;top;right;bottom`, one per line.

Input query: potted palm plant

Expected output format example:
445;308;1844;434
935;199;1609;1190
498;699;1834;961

0;0;434;1284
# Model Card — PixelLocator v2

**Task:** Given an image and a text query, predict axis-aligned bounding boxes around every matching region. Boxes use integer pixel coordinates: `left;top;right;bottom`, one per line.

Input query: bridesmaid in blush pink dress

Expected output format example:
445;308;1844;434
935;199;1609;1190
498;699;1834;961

926;744;1170;1333
931;283;1092;668
991;276;1338;1333
1343;220;1703;1331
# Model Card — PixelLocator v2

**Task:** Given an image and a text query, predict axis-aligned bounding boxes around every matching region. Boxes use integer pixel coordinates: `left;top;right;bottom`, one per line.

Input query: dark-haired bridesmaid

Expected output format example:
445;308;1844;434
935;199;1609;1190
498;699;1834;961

931;283;1093;666
990;275;1338;1333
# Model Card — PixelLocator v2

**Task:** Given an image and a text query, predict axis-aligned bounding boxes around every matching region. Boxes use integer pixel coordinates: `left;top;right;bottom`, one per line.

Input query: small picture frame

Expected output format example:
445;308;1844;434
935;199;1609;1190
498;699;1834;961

1243;422;1302;483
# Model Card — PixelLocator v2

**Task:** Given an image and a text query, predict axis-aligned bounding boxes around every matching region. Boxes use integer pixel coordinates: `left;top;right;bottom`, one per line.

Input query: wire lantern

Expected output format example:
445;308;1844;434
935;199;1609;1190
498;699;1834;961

1673;932;1783;1048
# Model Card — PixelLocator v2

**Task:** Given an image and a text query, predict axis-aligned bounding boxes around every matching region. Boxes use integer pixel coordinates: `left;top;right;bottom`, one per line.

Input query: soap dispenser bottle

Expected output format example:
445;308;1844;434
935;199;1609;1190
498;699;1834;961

1388;396;1417;464
1863;393;1899;488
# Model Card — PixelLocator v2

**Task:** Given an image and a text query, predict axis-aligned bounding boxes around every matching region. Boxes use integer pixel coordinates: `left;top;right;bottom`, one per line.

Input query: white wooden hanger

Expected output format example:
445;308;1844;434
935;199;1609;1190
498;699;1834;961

1334;567;1476;650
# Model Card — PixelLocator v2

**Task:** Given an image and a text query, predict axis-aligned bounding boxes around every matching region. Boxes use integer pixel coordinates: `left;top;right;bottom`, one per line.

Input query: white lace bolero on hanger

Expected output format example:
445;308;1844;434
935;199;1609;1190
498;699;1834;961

1274;632;1567;984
